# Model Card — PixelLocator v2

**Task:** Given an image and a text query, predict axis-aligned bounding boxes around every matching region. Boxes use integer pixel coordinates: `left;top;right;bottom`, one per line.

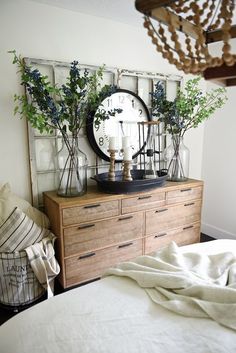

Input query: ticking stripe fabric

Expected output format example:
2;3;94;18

0;250;46;306
0;207;50;253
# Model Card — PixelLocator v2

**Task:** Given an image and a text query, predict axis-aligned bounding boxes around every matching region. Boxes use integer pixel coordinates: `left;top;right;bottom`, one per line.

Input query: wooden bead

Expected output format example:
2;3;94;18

175;43;181;51
183;67;191;74
178;51;185;60
223;52;233;63
226;58;236;66
199;62;207;71
158;26;164;35
216;58;223;66
211;57;220;67
143;20;149;29
223;41;231;49
168;57;175;64
152;37;158;45
163;51;171;59
183;58;191;67
190;63;199;73
176;62;183;70
142;3;235;78
148;30;154;37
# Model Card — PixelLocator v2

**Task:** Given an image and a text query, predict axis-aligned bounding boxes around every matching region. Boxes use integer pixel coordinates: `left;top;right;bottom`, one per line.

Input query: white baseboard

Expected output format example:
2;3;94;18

201;222;236;240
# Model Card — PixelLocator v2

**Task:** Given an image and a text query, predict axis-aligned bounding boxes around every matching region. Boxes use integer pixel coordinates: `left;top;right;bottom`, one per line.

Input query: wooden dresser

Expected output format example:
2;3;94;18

44;179;203;289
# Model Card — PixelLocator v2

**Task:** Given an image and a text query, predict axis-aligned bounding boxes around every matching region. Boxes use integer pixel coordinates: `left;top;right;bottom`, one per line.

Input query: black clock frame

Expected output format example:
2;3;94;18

86;88;152;162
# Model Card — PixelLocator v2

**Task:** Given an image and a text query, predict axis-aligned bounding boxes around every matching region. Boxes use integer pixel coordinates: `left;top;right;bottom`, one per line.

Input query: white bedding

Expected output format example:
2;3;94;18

105;241;236;330
1;240;236;353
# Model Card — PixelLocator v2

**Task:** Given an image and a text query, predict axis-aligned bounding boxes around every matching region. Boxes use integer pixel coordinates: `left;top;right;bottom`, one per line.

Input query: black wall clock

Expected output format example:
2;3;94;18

86;89;151;162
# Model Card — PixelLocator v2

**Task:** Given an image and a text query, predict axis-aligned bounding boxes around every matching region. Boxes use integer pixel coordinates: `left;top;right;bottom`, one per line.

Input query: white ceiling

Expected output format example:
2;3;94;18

28;0;143;26
28;1;236;30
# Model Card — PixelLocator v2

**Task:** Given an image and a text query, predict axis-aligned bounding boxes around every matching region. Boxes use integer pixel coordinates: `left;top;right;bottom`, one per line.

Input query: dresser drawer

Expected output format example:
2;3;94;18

144;222;200;254
166;186;202;205
122;192;165;214
146;200;201;235
65;238;143;287
62;200;119;226
64;212;143;257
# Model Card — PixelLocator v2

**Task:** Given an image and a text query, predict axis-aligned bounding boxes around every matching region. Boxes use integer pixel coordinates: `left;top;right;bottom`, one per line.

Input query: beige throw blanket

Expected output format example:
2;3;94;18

105;242;236;330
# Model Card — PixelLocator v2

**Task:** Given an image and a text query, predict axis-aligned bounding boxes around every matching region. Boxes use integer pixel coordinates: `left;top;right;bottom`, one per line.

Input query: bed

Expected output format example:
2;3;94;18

1;239;236;353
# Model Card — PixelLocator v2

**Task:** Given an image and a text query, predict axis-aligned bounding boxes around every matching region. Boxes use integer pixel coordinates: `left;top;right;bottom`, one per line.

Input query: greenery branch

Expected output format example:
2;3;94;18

9;51;124;194
151;76;228;138
10;50;121;145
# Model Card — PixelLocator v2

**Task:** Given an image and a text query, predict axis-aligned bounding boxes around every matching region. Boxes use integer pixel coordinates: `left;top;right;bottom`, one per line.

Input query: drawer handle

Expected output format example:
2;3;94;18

181;188;192;192
183;225;194;230
118;242;133;249
184;202;195;207
78;252;96;260
118;216;133;221
84;204;101;209
154;233;167;238
78;224;95;230
138;195;152;200
155;208;168;213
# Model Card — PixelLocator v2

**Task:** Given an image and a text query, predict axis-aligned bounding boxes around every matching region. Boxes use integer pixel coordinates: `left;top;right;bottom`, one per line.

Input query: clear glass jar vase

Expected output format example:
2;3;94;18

163;134;190;181
57;139;87;197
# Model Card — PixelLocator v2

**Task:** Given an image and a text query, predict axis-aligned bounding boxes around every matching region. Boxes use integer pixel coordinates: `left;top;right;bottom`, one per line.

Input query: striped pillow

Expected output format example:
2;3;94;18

0;207;50;252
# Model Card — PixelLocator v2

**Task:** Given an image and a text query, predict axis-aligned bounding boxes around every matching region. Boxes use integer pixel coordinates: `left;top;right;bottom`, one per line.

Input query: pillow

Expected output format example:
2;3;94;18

0;207;51;252
0;183;50;228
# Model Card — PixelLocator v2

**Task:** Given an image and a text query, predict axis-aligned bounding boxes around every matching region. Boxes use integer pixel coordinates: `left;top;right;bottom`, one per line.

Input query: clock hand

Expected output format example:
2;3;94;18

119;121;125;136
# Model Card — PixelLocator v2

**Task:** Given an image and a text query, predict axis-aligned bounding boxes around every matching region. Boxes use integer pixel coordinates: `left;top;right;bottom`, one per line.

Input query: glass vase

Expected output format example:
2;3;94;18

57;139;87;197
163;134;190;181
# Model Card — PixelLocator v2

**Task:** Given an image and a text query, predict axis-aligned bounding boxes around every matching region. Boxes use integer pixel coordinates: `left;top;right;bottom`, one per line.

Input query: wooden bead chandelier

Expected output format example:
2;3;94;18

135;0;236;86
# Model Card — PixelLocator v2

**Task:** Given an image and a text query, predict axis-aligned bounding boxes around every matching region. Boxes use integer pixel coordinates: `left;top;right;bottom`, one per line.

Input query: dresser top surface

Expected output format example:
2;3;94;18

43;179;203;207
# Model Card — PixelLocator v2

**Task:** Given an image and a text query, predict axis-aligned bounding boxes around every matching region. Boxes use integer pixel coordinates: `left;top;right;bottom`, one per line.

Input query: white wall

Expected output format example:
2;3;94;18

201;84;236;239
0;0;203;203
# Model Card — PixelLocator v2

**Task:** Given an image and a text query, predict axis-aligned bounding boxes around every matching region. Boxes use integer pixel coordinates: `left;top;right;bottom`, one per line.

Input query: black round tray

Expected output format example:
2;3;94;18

91;169;168;194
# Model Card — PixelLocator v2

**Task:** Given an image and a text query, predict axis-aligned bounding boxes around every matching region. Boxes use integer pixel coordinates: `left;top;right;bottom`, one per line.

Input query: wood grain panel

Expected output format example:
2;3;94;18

121;192;165;214
65;239;143;286
62;200;119;226
166;186;202;205
144;222;200;254
64;212;143;257
146;200;201;235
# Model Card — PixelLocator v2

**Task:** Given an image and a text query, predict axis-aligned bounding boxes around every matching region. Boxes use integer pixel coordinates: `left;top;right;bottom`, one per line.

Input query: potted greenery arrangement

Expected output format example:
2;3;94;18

10;51;121;197
151;77;227;181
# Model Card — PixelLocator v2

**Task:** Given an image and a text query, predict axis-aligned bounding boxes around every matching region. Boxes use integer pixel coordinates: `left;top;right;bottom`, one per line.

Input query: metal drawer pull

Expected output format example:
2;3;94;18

78;224;95;230
154;233;167;238
184;202;195;207
118;242;133;249
181;188;192;192
138;195;152;200
118;216;133;221
155;208;168;213
78;252;96;260
183;225;194;230
84;204;101;209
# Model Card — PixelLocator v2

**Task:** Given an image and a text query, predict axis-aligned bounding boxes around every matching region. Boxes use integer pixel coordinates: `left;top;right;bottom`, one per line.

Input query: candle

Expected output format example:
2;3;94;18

123;147;132;161
109;136;117;150
122;136;130;149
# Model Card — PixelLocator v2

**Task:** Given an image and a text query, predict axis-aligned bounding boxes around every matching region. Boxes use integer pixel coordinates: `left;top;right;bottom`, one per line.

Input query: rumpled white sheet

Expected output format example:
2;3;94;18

105;241;236;330
1;240;236;353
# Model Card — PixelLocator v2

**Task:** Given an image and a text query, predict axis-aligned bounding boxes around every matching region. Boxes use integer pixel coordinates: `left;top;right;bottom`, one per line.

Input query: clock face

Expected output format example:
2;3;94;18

86;89;151;162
